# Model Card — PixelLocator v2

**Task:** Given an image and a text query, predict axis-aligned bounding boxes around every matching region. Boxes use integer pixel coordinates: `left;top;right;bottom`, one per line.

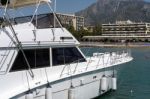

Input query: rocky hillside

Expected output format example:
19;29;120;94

76;0;150;25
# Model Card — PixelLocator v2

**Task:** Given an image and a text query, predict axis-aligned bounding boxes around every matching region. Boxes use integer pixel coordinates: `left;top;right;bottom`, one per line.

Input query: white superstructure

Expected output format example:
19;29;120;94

0;1;133;99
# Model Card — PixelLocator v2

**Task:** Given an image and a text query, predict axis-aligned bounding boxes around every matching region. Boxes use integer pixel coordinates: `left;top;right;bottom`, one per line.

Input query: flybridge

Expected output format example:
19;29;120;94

0;0;51;8
0;0;71;48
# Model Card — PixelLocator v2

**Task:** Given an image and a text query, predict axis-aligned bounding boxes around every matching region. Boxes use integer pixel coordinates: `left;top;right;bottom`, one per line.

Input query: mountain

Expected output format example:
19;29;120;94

75;0;150;26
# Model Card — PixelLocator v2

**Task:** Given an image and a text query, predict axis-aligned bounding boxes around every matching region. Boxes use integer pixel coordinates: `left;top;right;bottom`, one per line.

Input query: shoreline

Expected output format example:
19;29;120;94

79;42;150;48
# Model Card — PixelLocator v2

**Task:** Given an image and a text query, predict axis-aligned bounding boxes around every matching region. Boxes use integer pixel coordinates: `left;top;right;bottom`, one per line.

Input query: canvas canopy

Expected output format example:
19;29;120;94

0;0;51;8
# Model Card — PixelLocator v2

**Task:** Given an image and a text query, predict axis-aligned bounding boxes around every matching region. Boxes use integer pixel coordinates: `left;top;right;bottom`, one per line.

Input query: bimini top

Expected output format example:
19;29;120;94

0;0;51;8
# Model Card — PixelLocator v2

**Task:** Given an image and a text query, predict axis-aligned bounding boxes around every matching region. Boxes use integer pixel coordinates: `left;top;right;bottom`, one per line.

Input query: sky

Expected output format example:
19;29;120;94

44;0;150;14
54;0;150;13
145;0;150;2
55;0;96;13
0;0;150;17
0;0;96;17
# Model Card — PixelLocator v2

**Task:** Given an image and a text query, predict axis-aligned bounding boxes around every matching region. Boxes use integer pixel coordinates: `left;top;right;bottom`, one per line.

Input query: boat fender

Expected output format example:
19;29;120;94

26;92;33;99
46;87;53;99
68;88;76;99
101;76;108;92
111;77;117;90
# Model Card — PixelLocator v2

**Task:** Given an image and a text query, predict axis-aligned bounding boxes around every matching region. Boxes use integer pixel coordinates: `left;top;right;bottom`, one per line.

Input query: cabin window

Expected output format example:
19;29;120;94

36;49;50;68
10;48;50;72
52;47;86;66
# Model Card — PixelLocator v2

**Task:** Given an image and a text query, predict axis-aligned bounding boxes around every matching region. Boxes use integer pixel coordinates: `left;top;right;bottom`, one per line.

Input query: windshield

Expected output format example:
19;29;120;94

13;13;61;29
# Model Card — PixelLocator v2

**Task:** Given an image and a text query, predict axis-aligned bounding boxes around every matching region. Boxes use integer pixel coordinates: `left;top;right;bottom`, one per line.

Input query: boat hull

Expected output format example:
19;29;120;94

12;67;116;99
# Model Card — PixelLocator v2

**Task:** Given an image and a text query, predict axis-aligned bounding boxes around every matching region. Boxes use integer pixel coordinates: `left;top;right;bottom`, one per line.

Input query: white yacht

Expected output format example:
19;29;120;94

0;0;133;99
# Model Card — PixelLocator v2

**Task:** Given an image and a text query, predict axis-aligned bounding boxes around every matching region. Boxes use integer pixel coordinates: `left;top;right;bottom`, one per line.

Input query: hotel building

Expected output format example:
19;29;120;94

102;20;150;36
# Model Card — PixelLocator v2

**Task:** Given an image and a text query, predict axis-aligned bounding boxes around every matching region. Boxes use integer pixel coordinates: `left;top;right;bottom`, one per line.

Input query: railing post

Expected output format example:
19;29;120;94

85;56;92;70
73;60;79;74
60;65;67;77
96;55;102;69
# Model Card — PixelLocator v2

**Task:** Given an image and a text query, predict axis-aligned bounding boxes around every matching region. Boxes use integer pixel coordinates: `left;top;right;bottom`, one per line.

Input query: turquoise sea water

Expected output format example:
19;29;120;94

81;47;150;99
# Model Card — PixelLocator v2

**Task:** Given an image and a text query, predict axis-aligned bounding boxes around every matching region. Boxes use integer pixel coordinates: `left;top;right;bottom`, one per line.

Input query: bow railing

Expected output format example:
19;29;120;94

60;50;132;78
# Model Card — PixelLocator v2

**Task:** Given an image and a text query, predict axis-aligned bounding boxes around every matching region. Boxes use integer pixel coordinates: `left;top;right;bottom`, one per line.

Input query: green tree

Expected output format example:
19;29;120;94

65;24;102;41
66;25;75;33
65;25;80;40
92;25;102;35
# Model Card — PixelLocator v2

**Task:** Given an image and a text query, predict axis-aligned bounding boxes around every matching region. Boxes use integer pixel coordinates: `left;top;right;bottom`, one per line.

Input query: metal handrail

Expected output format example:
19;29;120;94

60;58;86;77
60;50;131;78
96;55;103;68
0;41;14;71
21;40;76;44
85;56;92;70
0;42;13;64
